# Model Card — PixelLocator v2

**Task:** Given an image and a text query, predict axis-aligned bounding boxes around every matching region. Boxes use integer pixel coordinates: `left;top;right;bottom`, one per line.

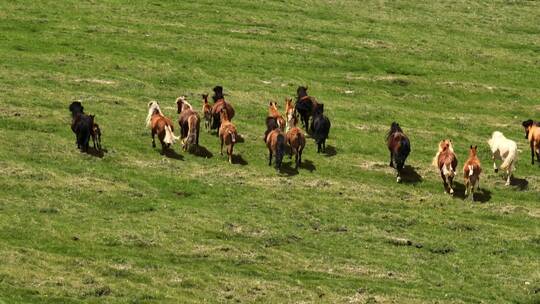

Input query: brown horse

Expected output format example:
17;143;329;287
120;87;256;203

284;98;295;132
268;101;286;131
89;115;102;151
202;94;212;132
266;128;285;171
522;120;540;164
211;86;235;131
286;114;305;169
463;145;482;201
295;86;320;131
218;108;237;164
386;122;411;183
433;139;458;194
146;101;178;154
176;96;200;152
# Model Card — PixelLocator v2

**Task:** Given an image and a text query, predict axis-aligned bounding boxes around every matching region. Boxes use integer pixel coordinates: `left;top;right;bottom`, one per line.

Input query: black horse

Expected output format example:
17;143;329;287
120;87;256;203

386;122;411;183
69;101;93;152
311;104;331;153
295;86;318;131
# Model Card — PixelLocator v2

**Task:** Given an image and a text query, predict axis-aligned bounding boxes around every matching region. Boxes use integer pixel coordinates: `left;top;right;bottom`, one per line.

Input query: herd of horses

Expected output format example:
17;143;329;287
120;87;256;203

69;86;540;201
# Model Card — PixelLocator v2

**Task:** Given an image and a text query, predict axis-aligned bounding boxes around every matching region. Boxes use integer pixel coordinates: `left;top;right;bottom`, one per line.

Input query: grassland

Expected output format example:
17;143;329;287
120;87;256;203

0;0;539;303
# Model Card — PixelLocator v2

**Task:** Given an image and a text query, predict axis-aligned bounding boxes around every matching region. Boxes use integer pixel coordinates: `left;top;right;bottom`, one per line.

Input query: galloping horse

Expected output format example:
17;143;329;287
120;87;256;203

176;96;200;152
433;139;458;194
311;104;331;153
463;145;482;201
266;128;285;171
202;94;212;132
69;101;93;152
89;115;102;151
284;98;295;132
218;108;237;164
268;101;285;131
522;120;540;165
210;86;235;131
488;131;517;186
386;122;411;183
286;114;306;169
295;86;319;131
146;101;178;154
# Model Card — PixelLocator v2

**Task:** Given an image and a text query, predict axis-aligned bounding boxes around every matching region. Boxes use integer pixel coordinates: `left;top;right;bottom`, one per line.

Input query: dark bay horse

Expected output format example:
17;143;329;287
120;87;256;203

311;104;330;153
386;122;411;183
295;86;319;131
210;86;235;131
69;101;93;152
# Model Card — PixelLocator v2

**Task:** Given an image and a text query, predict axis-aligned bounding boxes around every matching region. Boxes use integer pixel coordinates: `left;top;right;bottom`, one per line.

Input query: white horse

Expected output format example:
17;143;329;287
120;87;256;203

488;131;517;186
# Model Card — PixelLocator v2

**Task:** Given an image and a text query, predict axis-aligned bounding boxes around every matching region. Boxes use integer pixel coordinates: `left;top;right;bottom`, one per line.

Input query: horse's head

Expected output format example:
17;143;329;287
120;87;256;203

469;145;478;157
213;86;224;102
297;86;308;98
439;139;453;152
176;96;185;114
69;101;84;115
522;119;534;139
202;93;209;104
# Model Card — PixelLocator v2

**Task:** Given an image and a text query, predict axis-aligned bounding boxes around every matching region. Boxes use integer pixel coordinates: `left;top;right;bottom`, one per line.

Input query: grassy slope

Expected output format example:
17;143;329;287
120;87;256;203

0;0;539;303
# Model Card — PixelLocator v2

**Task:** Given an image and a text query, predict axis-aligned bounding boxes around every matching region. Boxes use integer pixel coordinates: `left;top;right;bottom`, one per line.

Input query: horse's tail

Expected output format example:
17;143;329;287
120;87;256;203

432;152;440;167
187;115;198;145
442;162;454;178
276;133;285;169
396;136;410;170
500;145;517;170
164;124;179;145
229;129;236;143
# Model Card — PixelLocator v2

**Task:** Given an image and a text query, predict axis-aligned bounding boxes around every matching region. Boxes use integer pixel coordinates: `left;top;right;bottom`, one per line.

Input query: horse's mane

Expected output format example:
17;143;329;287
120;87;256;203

386;122;403;141
146;101;162;128
176;96;192;112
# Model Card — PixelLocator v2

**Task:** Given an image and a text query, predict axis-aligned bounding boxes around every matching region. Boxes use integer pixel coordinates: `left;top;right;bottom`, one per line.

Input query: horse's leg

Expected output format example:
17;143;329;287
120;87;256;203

268;150;273;166
531;141;535;165
295;149;300;169
448;175;454;195
151;129;156;148
389;152;394;168
220;136;224;156
505;168;511;186
228;144;233;164
440;172;448;193
323;138;326;153
492;155;498;173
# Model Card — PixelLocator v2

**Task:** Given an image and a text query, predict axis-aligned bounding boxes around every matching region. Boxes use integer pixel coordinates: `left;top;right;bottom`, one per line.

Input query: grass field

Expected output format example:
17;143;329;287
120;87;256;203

1;0;539;303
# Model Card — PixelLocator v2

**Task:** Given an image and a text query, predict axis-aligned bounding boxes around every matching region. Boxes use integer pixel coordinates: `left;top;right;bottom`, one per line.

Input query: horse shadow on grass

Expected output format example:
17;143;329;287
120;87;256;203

86;147;107;158
232;154;248;165
510;177;528;191
279;162;299;176
400;165;422;184
162;148;184;160
324;145;337;157
189;145;213;158
452;182;492;203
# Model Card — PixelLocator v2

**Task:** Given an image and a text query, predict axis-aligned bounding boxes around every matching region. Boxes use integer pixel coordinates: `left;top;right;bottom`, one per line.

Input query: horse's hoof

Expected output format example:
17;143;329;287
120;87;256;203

449;189;454;195
494;169;498;173
396;176;402;183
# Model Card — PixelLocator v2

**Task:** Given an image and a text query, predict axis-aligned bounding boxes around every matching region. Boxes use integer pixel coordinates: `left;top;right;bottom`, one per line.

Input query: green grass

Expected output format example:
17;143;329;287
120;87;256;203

0;0;539;302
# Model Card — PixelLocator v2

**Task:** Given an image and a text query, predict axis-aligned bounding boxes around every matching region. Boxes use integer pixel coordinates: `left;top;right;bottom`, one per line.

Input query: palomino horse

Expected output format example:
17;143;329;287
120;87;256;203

268;101;286;131
202;94;212;132
488;131;517;186
69;101;93;152
522;120;540;164
286;114;306;169
284;97;295;132
266;128;285;171
176;96;200;152
146;101;179;154
432;139;458;194
463;145;482;201
218;108;237;164
211;86;235;131
89;115;102;151
295;86;319;131
386;122;411;183
311;104;331;153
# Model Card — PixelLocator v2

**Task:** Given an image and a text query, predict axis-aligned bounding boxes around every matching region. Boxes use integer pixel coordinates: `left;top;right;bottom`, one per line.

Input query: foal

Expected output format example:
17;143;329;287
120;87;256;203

266;128;285;171
386;122;411;183
463;145;482;201
286;114;305;169
522;120;540;165
146;101;178;154
218;108;237;164
488;131;517;186
433;139;458;194
295;86;319;131
210;86;235;131
268;101;286;131
176;96;200;152
89;115;102;151
202;94;212;132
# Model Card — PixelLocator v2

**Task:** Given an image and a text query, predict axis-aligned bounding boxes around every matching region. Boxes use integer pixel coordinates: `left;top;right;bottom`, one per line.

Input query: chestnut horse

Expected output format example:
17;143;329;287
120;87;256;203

295;86;319;131
218;108;237;164
268;101;285;131
202;94;212;132
176;96;200;152
284;97;295;132
211;86;235;131
266;128;285;171
463;145;482;201
146;101;179;154
433;139;458;194
386;122;411;183
522;120;540;165
286;114;305;169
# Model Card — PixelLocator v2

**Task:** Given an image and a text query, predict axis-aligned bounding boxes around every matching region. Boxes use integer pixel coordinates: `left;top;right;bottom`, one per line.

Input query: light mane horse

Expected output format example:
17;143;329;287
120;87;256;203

488;131;517;186
146;101;179;154
285;98;295;132
432;139;458;194
176;96;200;152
